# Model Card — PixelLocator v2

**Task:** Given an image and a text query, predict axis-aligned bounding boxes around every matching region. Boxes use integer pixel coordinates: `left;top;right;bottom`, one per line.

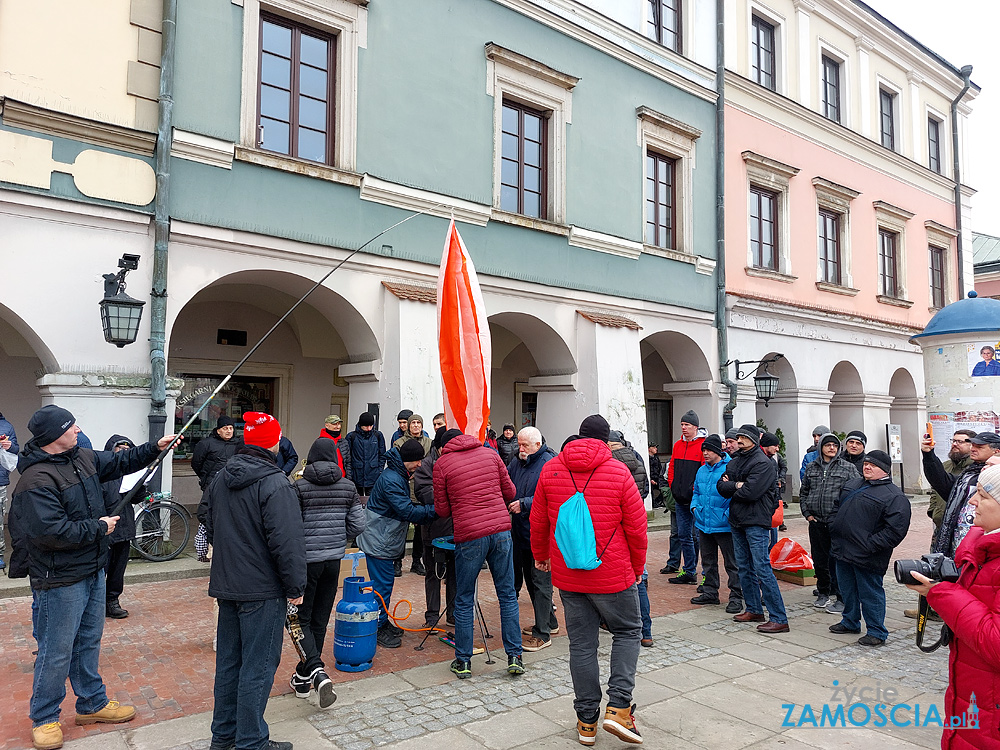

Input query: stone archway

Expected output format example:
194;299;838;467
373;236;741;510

641;330;714;448
828;361;865;435
0;304;56;444
889;367;922;491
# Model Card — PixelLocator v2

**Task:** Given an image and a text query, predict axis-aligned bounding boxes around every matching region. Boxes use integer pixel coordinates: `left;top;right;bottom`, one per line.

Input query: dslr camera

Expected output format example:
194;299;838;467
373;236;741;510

894;553;960;585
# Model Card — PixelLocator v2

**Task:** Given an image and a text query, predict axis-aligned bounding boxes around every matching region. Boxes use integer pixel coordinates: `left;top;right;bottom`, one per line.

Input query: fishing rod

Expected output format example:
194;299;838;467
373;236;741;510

111;203;450;516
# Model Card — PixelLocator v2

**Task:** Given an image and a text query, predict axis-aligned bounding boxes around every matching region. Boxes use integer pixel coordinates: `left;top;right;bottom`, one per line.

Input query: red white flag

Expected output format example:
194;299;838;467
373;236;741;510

437;219;491;442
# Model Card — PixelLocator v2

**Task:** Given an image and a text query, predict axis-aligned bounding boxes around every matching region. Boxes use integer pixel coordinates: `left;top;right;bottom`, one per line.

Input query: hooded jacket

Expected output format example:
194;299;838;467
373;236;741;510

691;454;732;534
9;439;159;588
343;422;386;489
204;445;306;601
413;447;453;541
609;440;649;500
191;427;242;490
716;445;778;528
926;527;1000;750
0;412;18;486
294;459;365;564
829;476;911;574
799;436;860;522
507;443;557;545
530;438;647;594
433;434;517;544
356;448;436;559
667;435;705;506
317;428;352;480
799;444;819;481
101;434;140;545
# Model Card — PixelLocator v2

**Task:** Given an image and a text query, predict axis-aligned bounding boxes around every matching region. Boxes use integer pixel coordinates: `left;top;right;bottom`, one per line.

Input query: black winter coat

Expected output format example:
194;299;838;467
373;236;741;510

343;424;386;489
717;446;778;528
830;477;911;574
497;435;519;468
277;436;299;476
204;445;306;601
294;460;366;564
9;440;159;588
413;448;453;540
507;444;556;544
101;434;140;544
191;431;242;489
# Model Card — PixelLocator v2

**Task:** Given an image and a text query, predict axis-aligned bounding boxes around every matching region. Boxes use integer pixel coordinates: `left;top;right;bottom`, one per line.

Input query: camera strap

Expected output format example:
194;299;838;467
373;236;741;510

915;595;951;653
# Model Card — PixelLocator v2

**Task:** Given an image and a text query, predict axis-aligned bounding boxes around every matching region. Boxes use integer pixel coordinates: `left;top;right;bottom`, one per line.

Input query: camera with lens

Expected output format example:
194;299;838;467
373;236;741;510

894;553;960;585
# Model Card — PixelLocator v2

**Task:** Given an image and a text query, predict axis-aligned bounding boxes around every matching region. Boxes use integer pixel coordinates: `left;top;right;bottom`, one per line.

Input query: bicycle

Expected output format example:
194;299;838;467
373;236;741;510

130;491;192;562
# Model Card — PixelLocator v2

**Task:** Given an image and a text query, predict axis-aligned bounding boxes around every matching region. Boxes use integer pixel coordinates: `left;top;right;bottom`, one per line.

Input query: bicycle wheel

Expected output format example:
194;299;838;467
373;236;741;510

132;502;191;562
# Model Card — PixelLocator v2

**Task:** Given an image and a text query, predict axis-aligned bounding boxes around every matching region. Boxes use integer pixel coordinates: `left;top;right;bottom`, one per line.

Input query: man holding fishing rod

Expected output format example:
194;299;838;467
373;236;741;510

8;405;180;750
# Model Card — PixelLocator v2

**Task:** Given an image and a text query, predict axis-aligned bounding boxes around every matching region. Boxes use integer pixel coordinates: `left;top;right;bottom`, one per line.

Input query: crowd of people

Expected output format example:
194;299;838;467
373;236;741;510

3;402;999;749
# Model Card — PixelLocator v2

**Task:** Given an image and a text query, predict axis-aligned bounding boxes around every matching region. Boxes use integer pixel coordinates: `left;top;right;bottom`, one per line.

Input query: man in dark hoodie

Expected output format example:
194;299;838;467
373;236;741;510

843;431;867;474
9;406;177;750
192;415;242;563
203;411;305;750
343;412;386;498
101;435;146;619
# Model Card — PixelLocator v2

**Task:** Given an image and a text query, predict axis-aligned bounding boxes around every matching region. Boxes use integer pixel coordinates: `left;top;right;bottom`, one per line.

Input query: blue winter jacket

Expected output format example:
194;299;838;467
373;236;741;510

343;424;386;489
506;444;556;544
691;455;732;534
0;414;18;486
355;448;436;560
799;445;819;481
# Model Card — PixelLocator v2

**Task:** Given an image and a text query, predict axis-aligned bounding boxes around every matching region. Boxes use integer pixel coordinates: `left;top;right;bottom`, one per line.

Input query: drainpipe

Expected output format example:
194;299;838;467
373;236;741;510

148;0;177;490
716;0;737;431
951;65;972;297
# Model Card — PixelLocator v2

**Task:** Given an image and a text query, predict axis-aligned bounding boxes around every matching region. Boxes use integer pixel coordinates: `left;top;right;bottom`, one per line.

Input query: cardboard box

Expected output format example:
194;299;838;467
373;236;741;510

774;568;816;586
339;548;368;587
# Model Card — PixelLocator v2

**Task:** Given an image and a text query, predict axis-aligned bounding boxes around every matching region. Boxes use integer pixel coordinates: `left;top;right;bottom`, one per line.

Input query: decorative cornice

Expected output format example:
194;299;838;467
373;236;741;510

742;150;801;181
872;200;915;222
876;295;915;309
815;281;860;296
641;244;696;266
636;107;702;141
728;290;924;335
925;220;958;239
484;43;580;90
812;177;860;202
577;310;641;330
568;226;642;260
360;174;491;227
171;129;235;169
745;266;798;283
0;98;156;156
234;147;362;187
695;257;717;276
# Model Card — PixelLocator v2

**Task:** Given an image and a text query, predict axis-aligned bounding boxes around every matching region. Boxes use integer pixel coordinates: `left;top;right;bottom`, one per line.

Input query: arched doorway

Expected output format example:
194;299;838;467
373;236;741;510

828;361;865;435
0;304;57;445
889;367;921;491
640;330;714;449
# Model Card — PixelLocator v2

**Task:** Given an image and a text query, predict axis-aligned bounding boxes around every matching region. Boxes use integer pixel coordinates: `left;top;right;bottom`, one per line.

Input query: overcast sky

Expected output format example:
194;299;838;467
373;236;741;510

862;0;998;236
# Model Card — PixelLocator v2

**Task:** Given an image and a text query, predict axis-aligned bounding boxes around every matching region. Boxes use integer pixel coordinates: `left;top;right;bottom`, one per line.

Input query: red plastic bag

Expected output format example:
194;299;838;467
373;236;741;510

769;537;813;571
771;502;784;528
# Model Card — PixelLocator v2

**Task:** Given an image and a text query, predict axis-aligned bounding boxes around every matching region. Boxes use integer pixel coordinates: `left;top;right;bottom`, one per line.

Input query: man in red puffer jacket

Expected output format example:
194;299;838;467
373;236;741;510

531;415;647;746
434;430;520;680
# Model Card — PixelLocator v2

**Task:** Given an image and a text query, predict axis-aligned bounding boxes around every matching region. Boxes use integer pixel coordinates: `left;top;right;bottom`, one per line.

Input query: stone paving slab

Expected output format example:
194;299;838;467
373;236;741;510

642;694;779;748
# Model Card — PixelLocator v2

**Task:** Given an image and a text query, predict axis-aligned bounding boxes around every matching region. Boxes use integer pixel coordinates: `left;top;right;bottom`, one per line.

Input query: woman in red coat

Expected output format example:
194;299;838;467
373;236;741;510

908;462;1000;750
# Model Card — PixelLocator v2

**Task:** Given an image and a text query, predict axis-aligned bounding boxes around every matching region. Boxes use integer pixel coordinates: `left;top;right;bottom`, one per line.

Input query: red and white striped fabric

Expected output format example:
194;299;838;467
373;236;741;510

437;219;491;443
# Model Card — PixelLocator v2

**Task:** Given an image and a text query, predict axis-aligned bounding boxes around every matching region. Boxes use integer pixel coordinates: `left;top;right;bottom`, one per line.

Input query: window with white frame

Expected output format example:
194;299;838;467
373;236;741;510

638;107;701;257
879;85;898;152
925;221;958;310
873;200;914;304
742;151;798;278
928;116;943;174
486;44;577;225
646;0;682;54
821;54;841;123
238;0;365;172
751;14;777;91
813;177;859;291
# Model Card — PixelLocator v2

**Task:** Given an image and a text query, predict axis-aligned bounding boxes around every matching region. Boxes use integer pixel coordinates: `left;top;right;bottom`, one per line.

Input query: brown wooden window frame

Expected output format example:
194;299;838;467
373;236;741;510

818;208;842;285
878;228;900;298
879;88;896;151
929;245;946;308
928;117;942;174
647;0;682;54
257;13;337;165
500;100;548;220
749;185;779;270
751;15;776;92
821;55;841;123
645;149;677;250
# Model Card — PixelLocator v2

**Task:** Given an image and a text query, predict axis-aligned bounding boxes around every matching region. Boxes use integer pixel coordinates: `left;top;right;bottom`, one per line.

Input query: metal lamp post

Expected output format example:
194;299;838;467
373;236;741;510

99;253;146;347
725;353;784;407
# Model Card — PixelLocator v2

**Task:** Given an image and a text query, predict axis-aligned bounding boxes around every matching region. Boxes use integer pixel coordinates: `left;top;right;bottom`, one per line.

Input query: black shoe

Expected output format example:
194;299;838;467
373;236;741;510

289;670;311;699
266;742;293;750
696;584;705;593
690;594;721;605
377;622;402;649
393;559;403;578
725;600;743;614
309;669;336;709
828;623;861;634
106;600;129;619
507;655;525;675
778;524;787;531
450;659;472;679
659;564;679;574
668;573;698;585
411;560;426;576
858;635;886;647
386;621;404;637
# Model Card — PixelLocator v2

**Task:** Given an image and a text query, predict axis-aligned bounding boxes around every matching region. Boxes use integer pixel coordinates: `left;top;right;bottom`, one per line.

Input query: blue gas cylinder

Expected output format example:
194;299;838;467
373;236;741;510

333;577;379;672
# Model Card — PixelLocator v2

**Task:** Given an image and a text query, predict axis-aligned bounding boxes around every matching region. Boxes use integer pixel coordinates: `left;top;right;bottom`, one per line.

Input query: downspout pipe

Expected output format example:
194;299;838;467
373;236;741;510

951;65;972;297
148;0;177;490
716;0;737;431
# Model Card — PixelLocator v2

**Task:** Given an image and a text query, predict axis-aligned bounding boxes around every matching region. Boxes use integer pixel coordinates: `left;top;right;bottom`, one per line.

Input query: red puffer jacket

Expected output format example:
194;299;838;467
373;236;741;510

926;526;1000;750
530;438;647;594
433;434;516;544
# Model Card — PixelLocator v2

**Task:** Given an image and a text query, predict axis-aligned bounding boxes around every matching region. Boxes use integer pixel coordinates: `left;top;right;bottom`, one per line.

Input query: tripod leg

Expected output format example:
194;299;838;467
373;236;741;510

475;599;495;665
414;611;441;651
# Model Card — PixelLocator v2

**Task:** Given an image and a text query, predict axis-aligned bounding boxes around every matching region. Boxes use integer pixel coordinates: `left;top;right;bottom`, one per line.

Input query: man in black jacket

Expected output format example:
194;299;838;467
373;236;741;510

9;405;176;750
828;450;911;646
717;424;788;634
101;434;142;619
204;412;306;750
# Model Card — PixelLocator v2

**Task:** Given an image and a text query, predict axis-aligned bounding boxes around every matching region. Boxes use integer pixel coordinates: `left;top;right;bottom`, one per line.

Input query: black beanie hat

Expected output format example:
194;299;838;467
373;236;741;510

307;437;340;464
398;439;426;462
579;415;611;442
864;450;892;474
846;430;867;447
608;430;625;444
820;433;841;449
28;405;76;447
735;423;760;445
397;409;413;421
217;415;236;429
761;432;780;448
502;423;515;433
359;412;376;427
680;410;700;427
724;428;739;440
702;434;725;457
441;428;463;449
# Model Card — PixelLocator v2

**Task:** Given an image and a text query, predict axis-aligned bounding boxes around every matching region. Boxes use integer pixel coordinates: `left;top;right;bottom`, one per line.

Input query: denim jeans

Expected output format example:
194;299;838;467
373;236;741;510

212;597;285;750
674;503;699;575
731;526;787;624
560;585;641;720
637;570;652;639
296;559;342;675
836;560;888;641
367;556;396;627
453;531;522;661
30;572;110;726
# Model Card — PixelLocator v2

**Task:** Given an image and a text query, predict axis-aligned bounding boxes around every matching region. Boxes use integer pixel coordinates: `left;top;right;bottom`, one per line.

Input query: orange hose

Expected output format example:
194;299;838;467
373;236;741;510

372;590;447;633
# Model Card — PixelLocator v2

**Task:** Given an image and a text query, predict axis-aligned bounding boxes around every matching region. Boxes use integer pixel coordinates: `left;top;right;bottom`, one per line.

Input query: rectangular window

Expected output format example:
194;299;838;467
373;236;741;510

749;186;778;270
821;55;841;123
258;14;336;164
879;228;899;298
751;16;776;91
930;246;946;308
879;89;896;151
928;117;942;173
818;209;841;284
646;0;682;53
500;100;547;219
645;151;676;249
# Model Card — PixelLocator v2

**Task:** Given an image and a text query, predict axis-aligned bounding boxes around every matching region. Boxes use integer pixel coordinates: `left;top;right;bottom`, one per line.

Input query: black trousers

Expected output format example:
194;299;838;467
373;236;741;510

512;539;537;600
295;559;342;675
105;540;130;602
698;530;742;602
423;540;456;624
808;520;839;597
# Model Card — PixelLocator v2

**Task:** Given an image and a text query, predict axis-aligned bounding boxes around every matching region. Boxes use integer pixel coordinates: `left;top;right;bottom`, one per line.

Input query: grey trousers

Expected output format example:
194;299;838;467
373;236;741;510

529;565;558;640
698;530;742;602
560;585;641;720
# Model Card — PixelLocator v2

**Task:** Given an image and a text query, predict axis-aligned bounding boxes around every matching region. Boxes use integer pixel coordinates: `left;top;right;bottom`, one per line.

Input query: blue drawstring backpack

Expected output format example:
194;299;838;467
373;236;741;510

555;469;617;570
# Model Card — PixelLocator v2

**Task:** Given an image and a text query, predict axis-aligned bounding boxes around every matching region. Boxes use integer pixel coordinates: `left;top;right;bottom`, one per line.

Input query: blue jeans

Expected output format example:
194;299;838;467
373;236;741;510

367;556;396;626
666;509;682;568
454;531;522;661
731;526;787;624
30;572;109;726
675;503;699;575
637;570;652;639
212;597;285;750
836;560;888;641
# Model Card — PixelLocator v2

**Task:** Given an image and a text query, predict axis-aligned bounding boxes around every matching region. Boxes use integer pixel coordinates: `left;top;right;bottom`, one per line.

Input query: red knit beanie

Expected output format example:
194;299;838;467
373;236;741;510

243;412;281;449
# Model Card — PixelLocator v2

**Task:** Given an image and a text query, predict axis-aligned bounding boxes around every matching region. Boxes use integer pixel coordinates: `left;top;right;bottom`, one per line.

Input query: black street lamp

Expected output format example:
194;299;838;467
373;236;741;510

725;353;784;407
99;254;145;347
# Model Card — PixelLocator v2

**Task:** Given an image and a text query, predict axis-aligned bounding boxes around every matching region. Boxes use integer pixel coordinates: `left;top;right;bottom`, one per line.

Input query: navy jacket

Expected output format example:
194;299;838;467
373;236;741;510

0;413;18;486
717;446;778;528
343;424;386;489
830;476;911;574
9;440;159;588
277;436;298;476
506;444;556;544
356;448;435;560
